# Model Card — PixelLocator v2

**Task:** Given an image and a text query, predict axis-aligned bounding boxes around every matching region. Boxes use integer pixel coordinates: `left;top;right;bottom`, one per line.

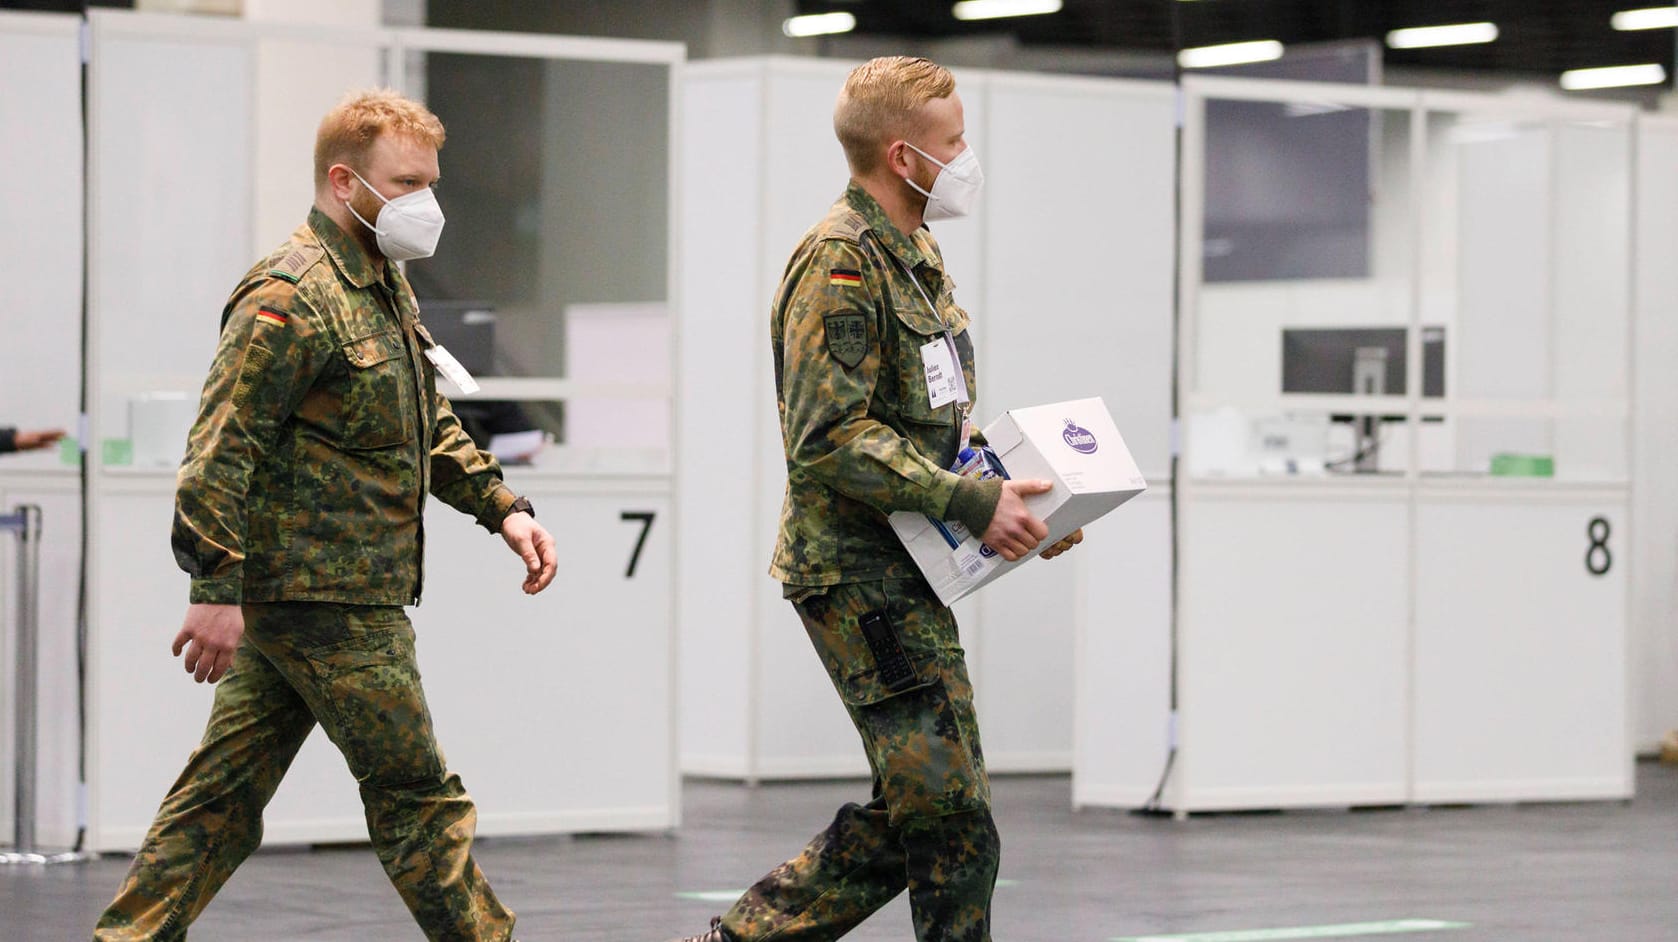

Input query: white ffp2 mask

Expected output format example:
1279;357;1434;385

345;168;446;261
903;142;984;222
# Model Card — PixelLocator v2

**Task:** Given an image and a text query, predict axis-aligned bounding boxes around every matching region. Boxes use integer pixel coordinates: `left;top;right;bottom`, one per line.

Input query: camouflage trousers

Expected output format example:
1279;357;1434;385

92;602;513;942
722;577;1000;942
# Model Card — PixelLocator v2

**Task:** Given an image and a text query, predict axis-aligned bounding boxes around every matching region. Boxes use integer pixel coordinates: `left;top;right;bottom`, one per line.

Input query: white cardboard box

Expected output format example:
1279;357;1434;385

890;397;1148;606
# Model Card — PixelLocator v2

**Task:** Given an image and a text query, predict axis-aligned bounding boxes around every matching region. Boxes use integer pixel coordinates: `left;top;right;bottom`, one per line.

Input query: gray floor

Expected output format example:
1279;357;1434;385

5;763;1677;941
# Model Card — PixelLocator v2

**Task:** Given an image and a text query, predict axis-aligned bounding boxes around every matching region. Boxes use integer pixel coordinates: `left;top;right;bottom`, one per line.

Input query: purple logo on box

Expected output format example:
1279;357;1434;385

979;544;998;559
1062;419;1099;454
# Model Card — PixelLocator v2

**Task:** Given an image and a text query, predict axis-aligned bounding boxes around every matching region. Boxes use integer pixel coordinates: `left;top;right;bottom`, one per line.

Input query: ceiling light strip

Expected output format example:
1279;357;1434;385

1611;7;1678;31
781;12;856;38
1559;63;1668;90
952;0;1064;21
1178;40;1285;70
1385;22;1499;49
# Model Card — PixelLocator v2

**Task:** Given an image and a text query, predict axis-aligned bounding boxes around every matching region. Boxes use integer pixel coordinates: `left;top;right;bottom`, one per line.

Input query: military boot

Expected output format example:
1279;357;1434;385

666;915;730;942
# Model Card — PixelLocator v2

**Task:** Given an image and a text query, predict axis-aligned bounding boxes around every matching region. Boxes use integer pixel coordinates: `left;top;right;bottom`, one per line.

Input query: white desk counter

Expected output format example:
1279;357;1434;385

86;464;677;851
1079;474;1631;814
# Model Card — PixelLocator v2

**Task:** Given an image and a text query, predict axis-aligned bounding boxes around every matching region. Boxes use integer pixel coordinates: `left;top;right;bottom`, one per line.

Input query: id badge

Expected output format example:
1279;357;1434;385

424;345;480;396
920;336;966;410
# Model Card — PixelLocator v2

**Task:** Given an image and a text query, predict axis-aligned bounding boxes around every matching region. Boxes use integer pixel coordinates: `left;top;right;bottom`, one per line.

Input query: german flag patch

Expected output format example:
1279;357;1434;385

255;308;288;328
829;268;862;287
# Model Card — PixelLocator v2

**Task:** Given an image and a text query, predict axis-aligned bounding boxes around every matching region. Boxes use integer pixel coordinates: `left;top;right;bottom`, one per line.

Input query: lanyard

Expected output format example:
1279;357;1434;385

894;256;970;398
894;255;973;451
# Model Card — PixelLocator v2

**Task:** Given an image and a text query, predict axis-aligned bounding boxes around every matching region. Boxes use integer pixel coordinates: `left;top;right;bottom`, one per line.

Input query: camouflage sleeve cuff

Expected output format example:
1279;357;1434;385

945;476;1004;536
475;485;521;535
188;576;243;605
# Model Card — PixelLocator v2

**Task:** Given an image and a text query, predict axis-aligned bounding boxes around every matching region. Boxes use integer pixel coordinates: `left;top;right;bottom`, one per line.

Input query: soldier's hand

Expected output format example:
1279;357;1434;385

501;512;558;595
173;603;244;684
1039;527;1084;561
980;479;1052;562
13;428;66;452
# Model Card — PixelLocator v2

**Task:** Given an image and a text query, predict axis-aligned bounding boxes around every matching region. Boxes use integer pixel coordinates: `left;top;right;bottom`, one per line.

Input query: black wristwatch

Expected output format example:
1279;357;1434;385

509;496;535;520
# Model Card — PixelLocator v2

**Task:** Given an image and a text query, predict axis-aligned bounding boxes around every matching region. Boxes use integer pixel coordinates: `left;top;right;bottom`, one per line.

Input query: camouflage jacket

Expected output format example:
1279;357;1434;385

770;184;1001;586
173;208;518;607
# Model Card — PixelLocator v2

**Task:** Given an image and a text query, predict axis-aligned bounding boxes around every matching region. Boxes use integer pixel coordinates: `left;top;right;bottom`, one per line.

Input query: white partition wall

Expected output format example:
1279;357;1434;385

1630;116;1678;753
1176;484;1411;809
0;11;87;851
1070;490;1173;808
1138;76;1637;814
82;10;682;851
678;58;873;780
678;57;1176;781
1412;488;1628;802
978;74;1174;777
0;12;84;438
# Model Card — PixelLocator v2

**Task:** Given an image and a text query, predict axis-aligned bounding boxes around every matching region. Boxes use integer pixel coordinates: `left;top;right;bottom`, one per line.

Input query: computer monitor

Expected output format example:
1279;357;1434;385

1282;326;1445;473
1281;327;1445;398
417;300;497;376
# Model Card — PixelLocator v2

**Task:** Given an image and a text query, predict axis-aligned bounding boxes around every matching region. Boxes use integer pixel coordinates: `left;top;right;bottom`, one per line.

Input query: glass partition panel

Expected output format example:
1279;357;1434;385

1424;112;1632;481
403;52;671;449
1188;101;1418;477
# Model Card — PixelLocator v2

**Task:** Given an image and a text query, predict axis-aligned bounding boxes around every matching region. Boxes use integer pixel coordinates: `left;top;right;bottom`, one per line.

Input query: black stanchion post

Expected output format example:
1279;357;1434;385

1;504;89;865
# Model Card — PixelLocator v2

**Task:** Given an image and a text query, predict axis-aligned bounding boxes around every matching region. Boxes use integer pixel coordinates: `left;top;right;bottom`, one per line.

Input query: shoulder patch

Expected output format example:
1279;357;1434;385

267;243;325;284
824;313;869;369
825;214;868;244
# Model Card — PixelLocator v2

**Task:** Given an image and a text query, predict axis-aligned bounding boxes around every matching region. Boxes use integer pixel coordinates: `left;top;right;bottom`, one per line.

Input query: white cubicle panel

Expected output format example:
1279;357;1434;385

0;12;85;851
1549;124;1631;482
250;35;382;249
1184;100;1427;478
83;14;263;849
749;58;897;778
1451;121;1551;472
1174;485;1410;811
679;59;911;779
82;11;682;849
677;58;1178;780
411;477;677;833
1165;77;1635;812
0;12;83;448
565;303;671;450
94;480;243;849
977;74;1173;471
0;474;84;850
1452;117;1633;480
93;475;676;850
751;588;872;778
1412;488;1631;802
1071;488;1173;809
87;17;255;446
1630;117;1678;752
978;73;1175;772
675;62;770;776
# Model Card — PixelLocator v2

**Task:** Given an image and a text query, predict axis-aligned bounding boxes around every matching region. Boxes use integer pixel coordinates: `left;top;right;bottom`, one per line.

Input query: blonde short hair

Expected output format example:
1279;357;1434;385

834;56;956;175
313;88;446;188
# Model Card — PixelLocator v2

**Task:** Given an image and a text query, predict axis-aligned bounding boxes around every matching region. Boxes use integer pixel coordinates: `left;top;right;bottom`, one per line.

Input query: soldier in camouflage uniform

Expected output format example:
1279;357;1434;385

92;89;557;942
670;57;1081;942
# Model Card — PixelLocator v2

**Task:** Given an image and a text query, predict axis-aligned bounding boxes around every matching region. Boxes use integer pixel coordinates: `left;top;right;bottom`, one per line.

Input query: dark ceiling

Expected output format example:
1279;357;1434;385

799;0;1678;82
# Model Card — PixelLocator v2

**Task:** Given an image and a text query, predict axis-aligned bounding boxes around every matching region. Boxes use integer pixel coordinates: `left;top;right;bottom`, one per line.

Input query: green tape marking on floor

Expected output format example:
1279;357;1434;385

675;890;747;903
1112;918;1471;942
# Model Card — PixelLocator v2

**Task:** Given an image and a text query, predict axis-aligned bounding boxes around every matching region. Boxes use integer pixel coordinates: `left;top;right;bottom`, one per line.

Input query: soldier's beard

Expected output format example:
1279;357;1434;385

346;185;390;260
